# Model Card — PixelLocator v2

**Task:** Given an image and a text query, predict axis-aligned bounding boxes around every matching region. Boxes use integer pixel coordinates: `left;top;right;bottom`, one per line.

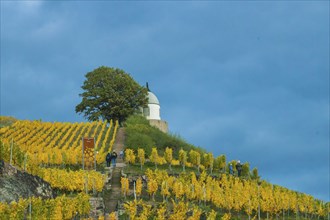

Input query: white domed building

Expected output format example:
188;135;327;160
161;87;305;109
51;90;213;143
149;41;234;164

142;83;168;133
144;91;161;120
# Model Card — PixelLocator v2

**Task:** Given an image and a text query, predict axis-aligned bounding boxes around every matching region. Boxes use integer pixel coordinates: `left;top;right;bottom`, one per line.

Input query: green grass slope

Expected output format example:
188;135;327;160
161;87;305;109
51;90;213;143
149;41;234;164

124;115;205;158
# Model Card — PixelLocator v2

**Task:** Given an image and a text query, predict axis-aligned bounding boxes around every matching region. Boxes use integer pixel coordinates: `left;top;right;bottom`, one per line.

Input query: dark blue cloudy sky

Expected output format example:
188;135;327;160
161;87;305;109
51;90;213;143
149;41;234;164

1;1;329;201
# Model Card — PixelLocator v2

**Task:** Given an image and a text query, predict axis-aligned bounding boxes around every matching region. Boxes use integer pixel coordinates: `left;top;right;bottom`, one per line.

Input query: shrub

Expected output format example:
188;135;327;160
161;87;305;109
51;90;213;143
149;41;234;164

124;115;205;158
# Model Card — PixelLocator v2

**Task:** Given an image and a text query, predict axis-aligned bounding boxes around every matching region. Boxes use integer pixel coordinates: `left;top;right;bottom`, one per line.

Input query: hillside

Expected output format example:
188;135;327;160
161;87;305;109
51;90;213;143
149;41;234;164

0;116;116;219
124;115;206;157
120;116;329;220
0;116;328;219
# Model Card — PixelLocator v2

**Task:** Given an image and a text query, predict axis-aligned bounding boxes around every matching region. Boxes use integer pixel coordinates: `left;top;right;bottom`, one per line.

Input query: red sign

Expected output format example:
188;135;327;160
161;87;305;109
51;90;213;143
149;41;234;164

82;137;95;169
83;137;94;149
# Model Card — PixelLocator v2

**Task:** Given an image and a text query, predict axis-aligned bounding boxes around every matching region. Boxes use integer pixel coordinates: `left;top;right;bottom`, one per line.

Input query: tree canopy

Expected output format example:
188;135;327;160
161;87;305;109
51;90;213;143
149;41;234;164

76;66;148;124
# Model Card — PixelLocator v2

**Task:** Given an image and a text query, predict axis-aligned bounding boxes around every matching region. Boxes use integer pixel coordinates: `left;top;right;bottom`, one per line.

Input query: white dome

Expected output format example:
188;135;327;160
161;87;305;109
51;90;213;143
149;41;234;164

148;91;160;105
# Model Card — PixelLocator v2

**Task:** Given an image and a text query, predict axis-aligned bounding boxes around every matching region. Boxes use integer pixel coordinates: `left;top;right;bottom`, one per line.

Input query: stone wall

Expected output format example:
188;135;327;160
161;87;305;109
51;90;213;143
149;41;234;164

0;161;55;203
148;119;168;133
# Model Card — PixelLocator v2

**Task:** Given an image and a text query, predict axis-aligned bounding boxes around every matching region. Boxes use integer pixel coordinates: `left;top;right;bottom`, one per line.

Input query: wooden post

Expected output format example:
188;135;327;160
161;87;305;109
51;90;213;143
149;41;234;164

134;181;137;200
0;141;3;160
85;175;88;194
94;137;96;171
296;203;299;220
93;179;96;195
258;184;261;220
24;153;27;171
10;138;13;165
82;137;84;170
29;194;32;219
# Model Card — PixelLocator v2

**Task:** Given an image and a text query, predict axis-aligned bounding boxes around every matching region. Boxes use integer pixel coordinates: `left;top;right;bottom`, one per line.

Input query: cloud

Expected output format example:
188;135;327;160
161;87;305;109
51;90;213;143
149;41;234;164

31;19;66;39
1;1;328;201
2;1;43;15
20;1;43;13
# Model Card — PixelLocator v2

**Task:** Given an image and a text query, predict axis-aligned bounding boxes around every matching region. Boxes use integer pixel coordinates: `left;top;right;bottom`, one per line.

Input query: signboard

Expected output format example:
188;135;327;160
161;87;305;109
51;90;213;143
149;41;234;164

82;137;95;170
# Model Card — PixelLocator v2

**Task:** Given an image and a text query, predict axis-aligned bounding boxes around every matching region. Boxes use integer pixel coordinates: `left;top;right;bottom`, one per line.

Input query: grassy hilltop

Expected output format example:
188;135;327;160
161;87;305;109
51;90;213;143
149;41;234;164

124;115;205;158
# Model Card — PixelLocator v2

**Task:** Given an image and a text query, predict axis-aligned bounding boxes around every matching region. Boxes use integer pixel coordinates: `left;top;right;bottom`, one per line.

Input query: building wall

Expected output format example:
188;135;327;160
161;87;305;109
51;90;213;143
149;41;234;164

146;104;161;120
148;119;168;133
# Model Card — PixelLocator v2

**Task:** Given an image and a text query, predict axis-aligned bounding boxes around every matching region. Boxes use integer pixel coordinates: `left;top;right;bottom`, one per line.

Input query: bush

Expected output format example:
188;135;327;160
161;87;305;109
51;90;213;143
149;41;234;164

124;115;149;126
125;132;155;156
124;115;205;158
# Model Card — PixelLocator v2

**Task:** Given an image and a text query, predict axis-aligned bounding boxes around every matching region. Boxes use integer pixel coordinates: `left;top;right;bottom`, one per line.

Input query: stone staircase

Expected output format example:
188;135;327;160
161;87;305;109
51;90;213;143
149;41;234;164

107;166;122;212
103;127;126;219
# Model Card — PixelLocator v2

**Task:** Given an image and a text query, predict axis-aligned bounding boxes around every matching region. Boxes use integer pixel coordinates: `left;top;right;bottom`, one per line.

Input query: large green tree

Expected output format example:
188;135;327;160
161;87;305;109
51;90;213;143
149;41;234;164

76;66;148;124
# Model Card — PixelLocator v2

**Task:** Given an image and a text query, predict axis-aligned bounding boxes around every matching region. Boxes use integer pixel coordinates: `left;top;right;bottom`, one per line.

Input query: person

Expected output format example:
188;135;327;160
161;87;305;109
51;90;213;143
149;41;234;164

229;164;233;175
119;150;124;159
106;152;111;167
111;150;118;167
236;160;242;177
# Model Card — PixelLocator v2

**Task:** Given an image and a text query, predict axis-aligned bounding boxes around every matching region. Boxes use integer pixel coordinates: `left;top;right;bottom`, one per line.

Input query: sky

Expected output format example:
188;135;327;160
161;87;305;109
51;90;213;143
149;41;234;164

1;1;329;201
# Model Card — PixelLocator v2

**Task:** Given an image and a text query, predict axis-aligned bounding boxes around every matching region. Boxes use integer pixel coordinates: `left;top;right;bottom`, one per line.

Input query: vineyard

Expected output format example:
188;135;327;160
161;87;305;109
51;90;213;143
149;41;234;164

119;148;329;220
0;118;119;219
0;119;119;168
0;117;329;219
0;193;91;219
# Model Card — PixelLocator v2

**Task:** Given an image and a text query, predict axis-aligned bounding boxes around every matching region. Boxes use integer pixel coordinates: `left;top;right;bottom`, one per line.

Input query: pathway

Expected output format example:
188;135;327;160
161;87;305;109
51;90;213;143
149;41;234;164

103;127;126;217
